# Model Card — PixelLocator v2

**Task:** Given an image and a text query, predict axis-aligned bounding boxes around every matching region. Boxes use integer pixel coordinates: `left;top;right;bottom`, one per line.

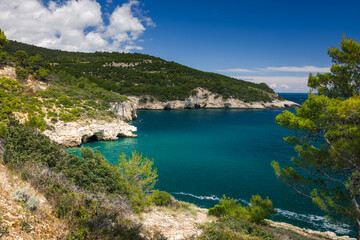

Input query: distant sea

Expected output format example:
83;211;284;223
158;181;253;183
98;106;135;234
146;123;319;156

69;93;354;237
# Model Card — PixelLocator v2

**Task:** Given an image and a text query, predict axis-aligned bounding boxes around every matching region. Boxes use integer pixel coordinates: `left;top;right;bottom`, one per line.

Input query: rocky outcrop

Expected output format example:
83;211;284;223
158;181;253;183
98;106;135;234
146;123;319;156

110;101;137;122
130;87;300;110
43;119;137;148
0;66;48;94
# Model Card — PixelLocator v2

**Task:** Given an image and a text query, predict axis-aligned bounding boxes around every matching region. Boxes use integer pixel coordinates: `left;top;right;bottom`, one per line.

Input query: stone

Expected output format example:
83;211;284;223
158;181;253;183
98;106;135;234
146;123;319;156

110;100;137;122
43;119;137;148
130;87;300;110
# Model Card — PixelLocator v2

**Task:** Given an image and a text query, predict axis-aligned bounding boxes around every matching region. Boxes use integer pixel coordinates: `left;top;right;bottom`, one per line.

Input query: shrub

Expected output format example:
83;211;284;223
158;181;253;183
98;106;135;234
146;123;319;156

200;217;275;240
248;195;276;224
26;196;40;211
13;187;30;202
151;190;172;206
15;67;28;80
117;151;158;210
208;195;276;224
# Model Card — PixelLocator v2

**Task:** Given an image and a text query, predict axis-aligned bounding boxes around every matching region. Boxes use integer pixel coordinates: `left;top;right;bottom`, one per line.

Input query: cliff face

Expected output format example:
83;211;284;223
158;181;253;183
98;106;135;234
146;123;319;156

43;119;137;148
110;101;137;122
130;88;300;110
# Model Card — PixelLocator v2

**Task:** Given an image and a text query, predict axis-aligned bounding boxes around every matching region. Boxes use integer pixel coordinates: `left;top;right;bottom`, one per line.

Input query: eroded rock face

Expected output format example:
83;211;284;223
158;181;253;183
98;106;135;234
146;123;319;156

0;66;49;94
43;119;137;148
110;101;137;122
130;87;300;110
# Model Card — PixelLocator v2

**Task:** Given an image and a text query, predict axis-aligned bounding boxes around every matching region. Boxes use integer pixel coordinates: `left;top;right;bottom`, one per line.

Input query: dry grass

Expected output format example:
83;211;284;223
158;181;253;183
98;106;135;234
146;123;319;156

0;161;66;239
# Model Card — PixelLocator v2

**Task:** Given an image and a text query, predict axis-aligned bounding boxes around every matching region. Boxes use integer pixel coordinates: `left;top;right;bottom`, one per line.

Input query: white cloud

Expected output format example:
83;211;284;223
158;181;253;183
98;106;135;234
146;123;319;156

0;0;153;52
217;65;330;74
262;66;330;73
235;75;310;93
217;68;255;73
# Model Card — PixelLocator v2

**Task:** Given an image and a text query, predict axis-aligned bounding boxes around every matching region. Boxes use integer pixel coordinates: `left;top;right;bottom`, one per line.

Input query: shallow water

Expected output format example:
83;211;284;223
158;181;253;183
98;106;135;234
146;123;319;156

69;93;354;236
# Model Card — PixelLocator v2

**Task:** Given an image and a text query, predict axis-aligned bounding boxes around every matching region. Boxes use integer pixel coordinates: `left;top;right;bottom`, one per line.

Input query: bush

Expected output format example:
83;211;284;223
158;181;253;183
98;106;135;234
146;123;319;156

200;217;275;240
151;190;172;206
208;195;276;224
117;151;158;210
15;67;28;80
13;187;30;202
248;195;276;224
26;196;40;211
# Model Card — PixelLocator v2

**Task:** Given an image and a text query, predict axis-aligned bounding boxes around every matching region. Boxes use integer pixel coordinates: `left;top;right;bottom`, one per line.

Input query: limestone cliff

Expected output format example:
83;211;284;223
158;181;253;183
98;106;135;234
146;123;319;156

43;119;137;148
130;87;300;110
110;101;137;122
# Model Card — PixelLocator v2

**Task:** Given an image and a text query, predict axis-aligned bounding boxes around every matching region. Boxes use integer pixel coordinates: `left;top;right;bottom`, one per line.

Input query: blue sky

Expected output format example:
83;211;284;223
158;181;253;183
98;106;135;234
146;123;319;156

1;0;359;92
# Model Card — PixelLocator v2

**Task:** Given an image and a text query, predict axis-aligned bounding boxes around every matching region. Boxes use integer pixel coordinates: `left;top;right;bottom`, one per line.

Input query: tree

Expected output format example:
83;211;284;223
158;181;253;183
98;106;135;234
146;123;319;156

117;151;158;210
272;36;360;239
0;28;8;49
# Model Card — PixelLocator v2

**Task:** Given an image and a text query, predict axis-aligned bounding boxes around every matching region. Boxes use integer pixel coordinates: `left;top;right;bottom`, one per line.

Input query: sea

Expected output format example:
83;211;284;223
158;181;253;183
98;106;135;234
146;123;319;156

68;93;355;237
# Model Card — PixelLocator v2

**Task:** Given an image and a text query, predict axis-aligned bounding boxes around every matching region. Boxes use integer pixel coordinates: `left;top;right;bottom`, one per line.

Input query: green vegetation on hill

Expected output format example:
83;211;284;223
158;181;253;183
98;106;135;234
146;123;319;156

0;31;129;129
4;40;280;102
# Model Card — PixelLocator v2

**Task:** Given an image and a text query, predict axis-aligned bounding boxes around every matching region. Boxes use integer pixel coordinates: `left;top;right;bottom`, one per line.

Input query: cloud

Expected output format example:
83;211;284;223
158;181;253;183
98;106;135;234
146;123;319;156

217;68;255;73
235;75;310;93
263;66;330;73
217;65;330;74
0;0;153;52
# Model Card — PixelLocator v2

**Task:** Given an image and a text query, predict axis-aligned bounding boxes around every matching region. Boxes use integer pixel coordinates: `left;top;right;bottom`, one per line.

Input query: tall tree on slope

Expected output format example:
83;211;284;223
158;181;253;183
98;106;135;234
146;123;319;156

272;36;360;239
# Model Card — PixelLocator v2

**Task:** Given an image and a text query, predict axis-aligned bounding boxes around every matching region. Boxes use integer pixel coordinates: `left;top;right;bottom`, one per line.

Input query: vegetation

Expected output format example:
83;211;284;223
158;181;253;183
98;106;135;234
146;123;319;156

271;36;360;239
0;29;129;132
208;195;276;224
150;190;172;206
4;40;280;103
1;121;160;239
200;195;276;239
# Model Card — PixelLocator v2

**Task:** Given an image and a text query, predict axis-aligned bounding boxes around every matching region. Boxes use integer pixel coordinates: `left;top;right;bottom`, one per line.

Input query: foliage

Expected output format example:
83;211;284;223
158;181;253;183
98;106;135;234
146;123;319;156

4;40;279;102
208;195;276;224
199;217;275;240
0;29;8;49
150;190;172;206
247;195;276;224
117;151;158;210
2;121;147;239
272;36;360;237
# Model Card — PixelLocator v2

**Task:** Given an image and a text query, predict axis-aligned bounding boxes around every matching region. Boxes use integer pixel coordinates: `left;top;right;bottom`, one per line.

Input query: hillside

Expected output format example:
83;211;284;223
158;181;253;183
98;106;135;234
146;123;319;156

4;40;281;103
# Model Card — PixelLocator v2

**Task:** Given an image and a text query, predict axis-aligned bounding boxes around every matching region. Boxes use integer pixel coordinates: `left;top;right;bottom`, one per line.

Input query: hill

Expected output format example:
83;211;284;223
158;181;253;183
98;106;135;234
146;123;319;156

4;40;280;103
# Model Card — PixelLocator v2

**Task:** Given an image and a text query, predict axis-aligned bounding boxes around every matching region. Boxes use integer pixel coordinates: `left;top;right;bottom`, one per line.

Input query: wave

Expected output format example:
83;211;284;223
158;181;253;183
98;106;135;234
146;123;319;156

171;192;352;235
171;192;220;201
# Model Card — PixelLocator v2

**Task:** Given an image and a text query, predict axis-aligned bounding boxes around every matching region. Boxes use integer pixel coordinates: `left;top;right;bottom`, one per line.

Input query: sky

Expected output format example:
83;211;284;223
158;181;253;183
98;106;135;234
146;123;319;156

1;0;359;93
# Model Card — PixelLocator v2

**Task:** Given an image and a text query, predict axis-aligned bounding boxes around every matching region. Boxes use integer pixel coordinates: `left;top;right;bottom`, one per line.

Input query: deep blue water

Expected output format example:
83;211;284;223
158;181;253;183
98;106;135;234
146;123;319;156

69;93;354;236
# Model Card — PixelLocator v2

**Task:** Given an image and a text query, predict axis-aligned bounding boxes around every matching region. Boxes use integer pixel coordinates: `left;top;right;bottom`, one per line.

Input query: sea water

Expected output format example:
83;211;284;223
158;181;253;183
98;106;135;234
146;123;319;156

69;93;354;236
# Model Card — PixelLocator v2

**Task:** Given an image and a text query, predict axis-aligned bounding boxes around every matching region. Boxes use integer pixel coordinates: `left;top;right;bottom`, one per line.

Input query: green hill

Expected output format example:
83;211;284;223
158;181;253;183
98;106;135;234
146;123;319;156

4;40;280;102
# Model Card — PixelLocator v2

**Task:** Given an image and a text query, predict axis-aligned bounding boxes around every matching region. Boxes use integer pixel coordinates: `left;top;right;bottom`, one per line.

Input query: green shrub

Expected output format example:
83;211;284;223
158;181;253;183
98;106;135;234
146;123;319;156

15;67;28;80
151;190;172;206
117;151;158;211
200;217;275;240
208;195;276;224
248;195;276;224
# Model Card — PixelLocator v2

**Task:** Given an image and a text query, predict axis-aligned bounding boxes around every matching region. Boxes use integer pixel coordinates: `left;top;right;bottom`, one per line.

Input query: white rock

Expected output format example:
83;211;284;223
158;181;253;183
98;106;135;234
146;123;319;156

43;119;137;148
130;87;300;110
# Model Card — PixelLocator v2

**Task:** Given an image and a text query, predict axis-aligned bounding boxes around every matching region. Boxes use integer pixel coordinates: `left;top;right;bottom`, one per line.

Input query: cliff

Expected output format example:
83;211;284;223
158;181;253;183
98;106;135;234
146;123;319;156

43;119;137;148
130;87;300;110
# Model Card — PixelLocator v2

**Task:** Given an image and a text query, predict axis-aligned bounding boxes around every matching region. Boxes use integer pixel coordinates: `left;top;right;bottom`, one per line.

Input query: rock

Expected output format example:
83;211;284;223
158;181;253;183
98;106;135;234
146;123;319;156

110;100;137;122
164;103;172;110
129;87;300;110
43;119;137;148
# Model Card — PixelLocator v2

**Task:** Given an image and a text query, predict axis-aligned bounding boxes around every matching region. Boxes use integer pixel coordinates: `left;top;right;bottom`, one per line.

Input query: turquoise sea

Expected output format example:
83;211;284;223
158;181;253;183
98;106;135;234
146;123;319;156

69;93;354;236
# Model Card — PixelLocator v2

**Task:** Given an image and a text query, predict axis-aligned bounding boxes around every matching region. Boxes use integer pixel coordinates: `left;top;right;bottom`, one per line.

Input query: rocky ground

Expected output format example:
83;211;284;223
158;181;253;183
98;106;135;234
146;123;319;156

0;162;66;240
141;203;212;240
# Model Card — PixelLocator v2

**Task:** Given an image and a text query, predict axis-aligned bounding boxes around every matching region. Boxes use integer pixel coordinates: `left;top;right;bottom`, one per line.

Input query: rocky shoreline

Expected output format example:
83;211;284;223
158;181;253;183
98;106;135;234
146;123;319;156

43;119;137;148
129;87;300;110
